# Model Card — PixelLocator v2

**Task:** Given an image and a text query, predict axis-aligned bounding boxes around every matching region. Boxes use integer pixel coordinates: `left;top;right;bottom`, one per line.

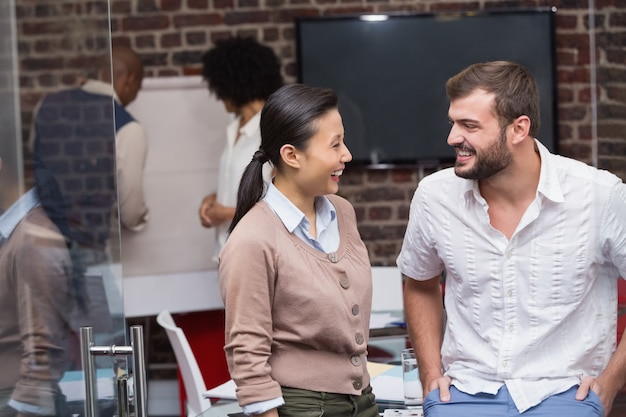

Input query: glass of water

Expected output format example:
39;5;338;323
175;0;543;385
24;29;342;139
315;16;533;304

401;347;423;407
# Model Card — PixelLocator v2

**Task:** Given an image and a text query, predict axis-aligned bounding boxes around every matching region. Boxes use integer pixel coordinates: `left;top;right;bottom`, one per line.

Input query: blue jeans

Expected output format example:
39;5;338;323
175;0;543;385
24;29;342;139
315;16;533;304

423;385;604;417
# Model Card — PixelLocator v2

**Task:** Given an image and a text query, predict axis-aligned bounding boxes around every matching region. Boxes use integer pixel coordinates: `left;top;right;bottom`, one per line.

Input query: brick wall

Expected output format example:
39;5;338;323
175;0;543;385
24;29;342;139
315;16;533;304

14;0;626;266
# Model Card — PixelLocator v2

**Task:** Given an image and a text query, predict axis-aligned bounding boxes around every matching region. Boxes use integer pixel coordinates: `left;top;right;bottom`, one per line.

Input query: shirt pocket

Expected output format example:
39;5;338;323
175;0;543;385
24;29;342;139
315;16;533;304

528;241;588;307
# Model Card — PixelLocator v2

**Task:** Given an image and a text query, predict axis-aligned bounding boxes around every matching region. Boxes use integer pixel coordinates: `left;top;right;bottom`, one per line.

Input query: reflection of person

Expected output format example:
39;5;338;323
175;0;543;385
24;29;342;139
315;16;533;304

0;157;75;417
219;84;377;417
32;45;149;236
91;45;149;232
397;61;626;417
198;36;282;256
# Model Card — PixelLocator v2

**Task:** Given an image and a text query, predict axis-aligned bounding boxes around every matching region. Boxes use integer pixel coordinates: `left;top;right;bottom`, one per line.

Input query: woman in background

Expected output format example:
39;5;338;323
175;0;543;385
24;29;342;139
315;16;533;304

219;84;377;417
198;36;282;256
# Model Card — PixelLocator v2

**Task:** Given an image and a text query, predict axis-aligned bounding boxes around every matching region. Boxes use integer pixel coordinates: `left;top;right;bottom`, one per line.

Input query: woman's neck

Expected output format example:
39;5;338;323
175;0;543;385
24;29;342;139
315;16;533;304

238;99;265;126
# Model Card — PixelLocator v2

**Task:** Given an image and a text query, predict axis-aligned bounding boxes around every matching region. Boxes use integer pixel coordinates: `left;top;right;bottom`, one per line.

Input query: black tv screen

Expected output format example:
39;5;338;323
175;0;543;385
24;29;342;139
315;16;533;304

296;9;558;166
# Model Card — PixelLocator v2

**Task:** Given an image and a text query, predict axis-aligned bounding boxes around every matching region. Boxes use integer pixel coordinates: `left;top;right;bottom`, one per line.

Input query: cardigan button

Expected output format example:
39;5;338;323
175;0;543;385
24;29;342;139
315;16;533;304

352;379;363;390
340;277;350;289
351;304;360;315
355;332;364;345
328;252;338;263
350;355;361;366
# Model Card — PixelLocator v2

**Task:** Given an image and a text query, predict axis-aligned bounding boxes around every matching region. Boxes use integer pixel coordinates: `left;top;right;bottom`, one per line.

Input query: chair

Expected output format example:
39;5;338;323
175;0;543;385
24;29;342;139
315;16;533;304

156;310;213;417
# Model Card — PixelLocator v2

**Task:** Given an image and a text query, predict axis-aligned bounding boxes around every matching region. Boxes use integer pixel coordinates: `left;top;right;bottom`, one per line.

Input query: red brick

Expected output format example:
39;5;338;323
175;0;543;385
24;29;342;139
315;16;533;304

85;1;110;14
238;0;259;7
161;0;182;11
186;31;207;45
138;0;159;12
558;105;588;121
368;206;392;221
556;33;590;51
236;28;259;39
136;34;156;48
173;13;222;27
213;0;234;9
188;0;209;8
609;12;626;27
122;15;170;31
21;21;65;36
555;13;578;30
21;57;64;72
263;27;279;41
161;32;182;47
111;0;132;14
224;10;271;25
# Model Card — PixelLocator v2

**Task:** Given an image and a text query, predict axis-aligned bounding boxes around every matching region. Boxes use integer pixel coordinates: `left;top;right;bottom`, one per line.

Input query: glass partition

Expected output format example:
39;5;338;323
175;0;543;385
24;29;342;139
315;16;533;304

1;1;128;416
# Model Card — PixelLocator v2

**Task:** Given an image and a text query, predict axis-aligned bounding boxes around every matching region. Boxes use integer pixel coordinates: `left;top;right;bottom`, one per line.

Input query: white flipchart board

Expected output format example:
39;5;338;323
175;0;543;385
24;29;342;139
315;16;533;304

122;76;231;317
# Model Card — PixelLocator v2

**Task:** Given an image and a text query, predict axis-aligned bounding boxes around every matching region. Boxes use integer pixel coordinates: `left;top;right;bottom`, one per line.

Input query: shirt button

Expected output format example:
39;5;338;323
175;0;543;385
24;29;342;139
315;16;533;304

353;379;363;390
355;333;364;345
340;277;350;289
352;304;360;315
350;355;361;366
505;251;512;259
507;289;513;297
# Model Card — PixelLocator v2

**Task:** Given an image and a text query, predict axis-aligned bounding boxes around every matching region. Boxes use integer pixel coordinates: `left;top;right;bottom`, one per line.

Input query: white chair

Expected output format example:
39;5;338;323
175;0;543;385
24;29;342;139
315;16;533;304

156;310;213;417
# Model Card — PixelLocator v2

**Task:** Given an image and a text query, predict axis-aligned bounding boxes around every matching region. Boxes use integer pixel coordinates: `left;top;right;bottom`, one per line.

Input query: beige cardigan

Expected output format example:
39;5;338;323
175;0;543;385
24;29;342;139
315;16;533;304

219;194;373;406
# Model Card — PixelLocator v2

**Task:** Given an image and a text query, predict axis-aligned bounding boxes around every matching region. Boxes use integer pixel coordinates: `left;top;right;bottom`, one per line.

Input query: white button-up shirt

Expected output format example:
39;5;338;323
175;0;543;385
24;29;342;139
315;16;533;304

397;140;626;412
214;112;272;258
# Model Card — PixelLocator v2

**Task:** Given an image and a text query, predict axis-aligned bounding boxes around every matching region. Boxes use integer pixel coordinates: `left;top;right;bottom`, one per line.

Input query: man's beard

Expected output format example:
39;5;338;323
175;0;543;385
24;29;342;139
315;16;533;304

455;127;512;180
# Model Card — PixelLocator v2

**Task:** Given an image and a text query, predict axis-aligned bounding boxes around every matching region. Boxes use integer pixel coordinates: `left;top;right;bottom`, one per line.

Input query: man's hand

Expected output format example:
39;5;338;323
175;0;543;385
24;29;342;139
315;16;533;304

427;375;452;402
576;375;615;417
199;193;216;227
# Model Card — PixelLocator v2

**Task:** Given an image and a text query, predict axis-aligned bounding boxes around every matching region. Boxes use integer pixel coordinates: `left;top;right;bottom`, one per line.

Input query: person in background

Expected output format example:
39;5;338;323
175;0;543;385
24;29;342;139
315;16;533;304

219;83;377;417
32;45;149;235
397;61;626;417
94;45;150;232
0;154;77;417
198;36;282;256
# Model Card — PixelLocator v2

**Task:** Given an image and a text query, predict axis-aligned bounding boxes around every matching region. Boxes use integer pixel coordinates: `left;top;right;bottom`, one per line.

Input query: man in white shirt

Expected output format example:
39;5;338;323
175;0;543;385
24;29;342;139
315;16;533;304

397;61;626;417
32;45;149;240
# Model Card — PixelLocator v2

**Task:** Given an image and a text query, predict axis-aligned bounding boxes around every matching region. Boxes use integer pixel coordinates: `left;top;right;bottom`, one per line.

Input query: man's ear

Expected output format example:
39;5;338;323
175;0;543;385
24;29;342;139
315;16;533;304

280;144;300;169
511;115;531;145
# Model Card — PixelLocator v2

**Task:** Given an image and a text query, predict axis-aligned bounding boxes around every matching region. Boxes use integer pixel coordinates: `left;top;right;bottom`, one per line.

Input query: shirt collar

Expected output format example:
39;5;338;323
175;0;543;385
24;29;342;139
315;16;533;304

81;79;121;104
534;139;565;203
0;188;40;242
263;182;336;233
240;111;262;138
461;139;564;206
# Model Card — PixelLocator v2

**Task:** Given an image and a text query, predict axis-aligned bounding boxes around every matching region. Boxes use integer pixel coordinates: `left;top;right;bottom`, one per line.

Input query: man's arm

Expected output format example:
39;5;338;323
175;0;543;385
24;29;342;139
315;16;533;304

116;122;149;231
403;275;450;400
578;320;626;416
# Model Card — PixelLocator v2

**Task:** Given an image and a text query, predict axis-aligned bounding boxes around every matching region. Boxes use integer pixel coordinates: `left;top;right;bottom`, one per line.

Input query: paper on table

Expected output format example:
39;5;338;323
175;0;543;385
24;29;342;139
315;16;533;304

203;378;237;400
369;364;404;403
367;361;395;378
370;312;401;329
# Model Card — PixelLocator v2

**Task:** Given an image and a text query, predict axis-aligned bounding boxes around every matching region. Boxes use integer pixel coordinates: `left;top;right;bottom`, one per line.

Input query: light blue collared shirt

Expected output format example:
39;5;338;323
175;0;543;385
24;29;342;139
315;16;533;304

263;182;339;253
240;183;341;415
0;188;40;245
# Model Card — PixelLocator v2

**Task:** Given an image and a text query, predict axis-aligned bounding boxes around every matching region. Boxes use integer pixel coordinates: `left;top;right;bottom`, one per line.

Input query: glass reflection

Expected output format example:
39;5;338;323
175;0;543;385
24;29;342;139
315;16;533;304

1;1;126;416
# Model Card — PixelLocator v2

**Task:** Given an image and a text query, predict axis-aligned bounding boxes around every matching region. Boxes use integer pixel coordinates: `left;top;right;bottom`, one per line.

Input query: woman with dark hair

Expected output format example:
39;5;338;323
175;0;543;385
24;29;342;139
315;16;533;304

198;36;283;257
219;84;377;417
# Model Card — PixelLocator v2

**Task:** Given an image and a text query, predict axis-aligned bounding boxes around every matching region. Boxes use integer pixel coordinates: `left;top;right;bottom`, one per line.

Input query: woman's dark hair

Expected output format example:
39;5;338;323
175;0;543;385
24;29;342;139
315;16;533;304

229;83;338;233
202;37;283;108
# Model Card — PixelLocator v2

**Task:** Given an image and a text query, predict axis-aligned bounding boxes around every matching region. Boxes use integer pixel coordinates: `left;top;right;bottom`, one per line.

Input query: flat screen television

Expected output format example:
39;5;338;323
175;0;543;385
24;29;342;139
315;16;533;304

296;9;558;166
